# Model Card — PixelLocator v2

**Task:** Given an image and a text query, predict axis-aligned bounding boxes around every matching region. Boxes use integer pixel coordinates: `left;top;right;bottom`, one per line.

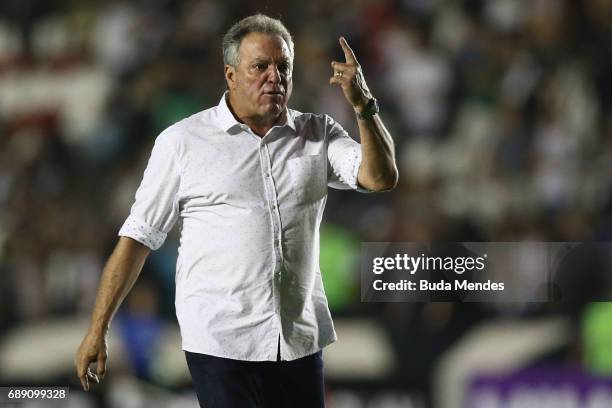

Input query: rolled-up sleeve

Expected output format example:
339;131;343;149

118;130;181;250
326;115;369;193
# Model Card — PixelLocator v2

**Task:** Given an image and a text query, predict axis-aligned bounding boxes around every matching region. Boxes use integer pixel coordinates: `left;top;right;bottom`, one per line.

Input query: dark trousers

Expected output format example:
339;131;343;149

184;350;325;408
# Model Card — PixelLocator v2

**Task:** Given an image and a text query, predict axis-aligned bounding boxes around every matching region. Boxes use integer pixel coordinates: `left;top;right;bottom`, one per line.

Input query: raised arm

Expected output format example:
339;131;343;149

329;37;398;192
75;236;150;391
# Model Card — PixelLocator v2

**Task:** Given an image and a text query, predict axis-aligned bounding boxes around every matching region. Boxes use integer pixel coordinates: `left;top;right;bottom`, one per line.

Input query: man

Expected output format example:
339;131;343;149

75;14;397;408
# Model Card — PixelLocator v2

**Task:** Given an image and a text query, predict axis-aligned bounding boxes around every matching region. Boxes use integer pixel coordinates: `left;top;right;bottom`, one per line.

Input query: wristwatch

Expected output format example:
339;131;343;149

356;97;379;120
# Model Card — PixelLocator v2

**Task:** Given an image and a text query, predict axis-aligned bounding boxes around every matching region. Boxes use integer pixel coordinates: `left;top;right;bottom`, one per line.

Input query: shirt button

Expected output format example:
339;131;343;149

272;203;277;210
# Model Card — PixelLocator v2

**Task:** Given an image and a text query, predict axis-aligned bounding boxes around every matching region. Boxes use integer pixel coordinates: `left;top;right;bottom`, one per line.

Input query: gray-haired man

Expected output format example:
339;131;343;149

75;14;397;407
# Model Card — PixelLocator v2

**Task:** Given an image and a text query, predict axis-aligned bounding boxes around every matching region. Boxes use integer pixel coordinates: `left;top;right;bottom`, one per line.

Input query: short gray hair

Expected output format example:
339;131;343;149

222;14;294;67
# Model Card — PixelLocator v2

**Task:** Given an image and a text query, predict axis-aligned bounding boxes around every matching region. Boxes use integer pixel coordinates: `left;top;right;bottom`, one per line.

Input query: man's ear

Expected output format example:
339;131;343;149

224;65;236;89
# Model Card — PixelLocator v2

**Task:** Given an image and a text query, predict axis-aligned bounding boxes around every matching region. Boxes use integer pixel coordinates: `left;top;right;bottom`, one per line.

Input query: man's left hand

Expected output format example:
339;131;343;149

329;37;373;113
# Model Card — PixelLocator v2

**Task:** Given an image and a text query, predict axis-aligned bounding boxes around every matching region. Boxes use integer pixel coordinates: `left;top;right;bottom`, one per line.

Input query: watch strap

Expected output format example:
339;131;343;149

356;98;379;120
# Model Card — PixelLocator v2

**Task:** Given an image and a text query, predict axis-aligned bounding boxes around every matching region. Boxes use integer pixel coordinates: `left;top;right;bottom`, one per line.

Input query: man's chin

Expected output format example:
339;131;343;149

262;103;285;117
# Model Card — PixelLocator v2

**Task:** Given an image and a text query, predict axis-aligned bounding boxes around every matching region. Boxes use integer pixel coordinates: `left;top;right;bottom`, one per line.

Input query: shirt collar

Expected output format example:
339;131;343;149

214;92;295;133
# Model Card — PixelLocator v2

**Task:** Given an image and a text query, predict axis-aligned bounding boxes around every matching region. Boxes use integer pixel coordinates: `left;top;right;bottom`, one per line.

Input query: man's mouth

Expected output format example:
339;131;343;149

264;90;284;96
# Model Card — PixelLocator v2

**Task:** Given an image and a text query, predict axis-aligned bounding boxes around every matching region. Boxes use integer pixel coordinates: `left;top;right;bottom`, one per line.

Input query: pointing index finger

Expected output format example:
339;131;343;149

339;36;358;64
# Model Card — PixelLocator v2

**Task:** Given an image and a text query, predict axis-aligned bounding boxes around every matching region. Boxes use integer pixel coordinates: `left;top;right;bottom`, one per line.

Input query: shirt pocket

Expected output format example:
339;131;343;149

287;154;327;203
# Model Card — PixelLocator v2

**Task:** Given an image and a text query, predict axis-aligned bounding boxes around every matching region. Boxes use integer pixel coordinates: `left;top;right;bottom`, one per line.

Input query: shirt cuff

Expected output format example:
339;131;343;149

351;149;373;193
118;215;167;250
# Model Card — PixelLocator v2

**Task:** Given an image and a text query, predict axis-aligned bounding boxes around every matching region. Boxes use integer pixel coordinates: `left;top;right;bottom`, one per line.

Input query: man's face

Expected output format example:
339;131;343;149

225;32;293;120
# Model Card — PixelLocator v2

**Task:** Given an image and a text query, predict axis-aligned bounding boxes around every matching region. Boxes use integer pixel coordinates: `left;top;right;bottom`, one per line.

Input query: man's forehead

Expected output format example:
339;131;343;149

238;32;291;59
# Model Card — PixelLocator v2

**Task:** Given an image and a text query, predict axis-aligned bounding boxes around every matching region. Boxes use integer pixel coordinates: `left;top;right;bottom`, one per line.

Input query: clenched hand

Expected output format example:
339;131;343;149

75;332;108;391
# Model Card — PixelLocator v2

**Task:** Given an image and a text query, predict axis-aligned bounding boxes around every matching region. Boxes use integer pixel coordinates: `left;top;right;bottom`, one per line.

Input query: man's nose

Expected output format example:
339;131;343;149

266;65;281;83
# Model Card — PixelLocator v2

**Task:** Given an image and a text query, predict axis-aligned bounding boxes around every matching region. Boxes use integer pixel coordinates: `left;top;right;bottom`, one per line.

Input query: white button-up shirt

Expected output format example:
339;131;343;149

118;93;366;361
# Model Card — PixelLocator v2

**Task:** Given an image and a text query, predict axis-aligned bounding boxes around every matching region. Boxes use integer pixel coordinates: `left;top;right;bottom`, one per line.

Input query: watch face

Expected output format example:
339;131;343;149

371;99;379;113
359;98;378;119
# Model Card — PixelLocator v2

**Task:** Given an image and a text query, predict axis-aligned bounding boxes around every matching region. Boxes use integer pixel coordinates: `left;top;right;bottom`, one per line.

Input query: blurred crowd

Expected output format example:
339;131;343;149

2;0;612;405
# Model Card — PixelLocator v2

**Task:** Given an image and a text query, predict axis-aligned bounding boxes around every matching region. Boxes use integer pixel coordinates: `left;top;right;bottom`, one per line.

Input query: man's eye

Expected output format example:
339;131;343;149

254;63;267;71
279;64;289;73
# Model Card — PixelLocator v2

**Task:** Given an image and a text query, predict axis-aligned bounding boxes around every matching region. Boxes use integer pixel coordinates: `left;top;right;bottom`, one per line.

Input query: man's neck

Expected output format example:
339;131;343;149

227;93;283;137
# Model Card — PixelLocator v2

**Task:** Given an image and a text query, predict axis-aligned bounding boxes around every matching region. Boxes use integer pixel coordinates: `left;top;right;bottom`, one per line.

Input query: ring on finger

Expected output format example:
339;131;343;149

335;71;344;78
